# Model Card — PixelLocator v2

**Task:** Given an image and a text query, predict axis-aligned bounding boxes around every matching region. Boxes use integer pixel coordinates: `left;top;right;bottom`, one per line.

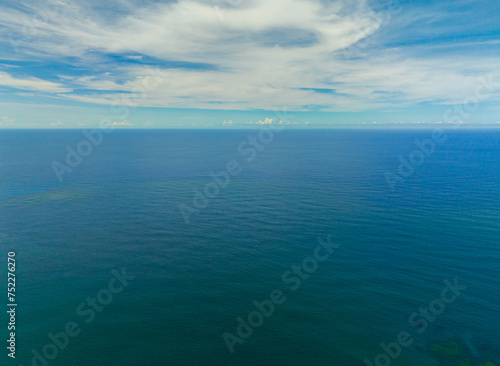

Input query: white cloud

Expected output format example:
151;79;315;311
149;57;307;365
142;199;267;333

49;121;63;126
255;118;273;125
1;0;499;111
0;116;15;126
0;72;72;93
111;120;132;127
242;118;300;126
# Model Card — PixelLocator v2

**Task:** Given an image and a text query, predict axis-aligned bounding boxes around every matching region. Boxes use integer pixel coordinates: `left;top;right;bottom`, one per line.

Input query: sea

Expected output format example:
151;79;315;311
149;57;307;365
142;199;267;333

0;129;498;366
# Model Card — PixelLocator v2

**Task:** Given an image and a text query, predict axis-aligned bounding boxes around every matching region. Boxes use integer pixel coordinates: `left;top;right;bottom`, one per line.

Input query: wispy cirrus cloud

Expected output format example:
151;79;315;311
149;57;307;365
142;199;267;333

0;71;72;93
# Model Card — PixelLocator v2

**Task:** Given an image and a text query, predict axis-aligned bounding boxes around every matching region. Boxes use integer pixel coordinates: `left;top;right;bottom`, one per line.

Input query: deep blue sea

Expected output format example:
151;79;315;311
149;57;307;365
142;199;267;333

0;129;499;366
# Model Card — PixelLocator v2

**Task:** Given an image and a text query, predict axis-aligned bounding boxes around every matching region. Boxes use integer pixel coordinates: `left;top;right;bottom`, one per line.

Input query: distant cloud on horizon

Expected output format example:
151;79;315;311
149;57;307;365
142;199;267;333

0;116;15;126
111;120;133;127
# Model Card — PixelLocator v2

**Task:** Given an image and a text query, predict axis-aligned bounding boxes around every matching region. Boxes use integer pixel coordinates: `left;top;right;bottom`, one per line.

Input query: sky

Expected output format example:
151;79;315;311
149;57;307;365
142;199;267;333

0;0;499;128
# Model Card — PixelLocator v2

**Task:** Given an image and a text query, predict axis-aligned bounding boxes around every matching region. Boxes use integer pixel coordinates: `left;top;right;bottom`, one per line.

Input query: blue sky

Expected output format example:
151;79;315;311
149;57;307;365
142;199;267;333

0;0;499;128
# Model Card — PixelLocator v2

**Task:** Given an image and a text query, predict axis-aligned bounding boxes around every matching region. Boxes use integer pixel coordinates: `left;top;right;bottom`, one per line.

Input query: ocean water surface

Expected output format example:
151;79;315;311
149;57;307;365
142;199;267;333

0;129;499;366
